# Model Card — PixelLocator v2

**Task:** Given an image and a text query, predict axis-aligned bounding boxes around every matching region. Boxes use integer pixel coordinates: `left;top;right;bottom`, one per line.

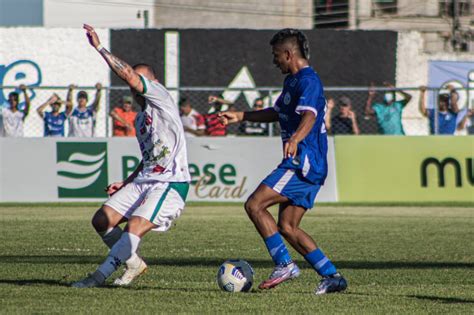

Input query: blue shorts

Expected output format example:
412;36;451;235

262;168;321;210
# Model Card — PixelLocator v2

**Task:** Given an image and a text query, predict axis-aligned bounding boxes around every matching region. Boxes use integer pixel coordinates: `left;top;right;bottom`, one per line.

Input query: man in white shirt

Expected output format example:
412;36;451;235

179;97;205;137
67;83;102;137
72;24;191;288
1;85;30;137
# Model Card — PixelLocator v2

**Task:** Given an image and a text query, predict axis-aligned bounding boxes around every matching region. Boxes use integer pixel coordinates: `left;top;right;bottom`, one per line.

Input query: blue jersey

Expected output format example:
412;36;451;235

44;112;67;137
427;108;468;135
274;67;328;185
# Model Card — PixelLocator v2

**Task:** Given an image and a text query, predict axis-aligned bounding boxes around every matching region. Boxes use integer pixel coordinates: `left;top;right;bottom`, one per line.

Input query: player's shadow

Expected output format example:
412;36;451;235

406;295;474;304
1;255;473;271
0;279;68;287
333;260;474;270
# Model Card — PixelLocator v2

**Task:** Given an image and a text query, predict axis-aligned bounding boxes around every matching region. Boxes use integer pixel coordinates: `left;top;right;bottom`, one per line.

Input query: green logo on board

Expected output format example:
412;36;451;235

56;142;108;198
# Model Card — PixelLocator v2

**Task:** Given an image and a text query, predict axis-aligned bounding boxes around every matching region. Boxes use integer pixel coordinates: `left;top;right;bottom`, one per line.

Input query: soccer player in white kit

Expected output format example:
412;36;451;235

72;25;191;288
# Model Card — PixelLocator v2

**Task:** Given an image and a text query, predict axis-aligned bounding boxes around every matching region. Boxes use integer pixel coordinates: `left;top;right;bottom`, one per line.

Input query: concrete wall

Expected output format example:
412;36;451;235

153;0;313;29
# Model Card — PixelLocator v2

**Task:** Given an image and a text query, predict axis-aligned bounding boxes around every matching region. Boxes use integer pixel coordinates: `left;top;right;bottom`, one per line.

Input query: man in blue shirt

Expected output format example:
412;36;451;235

419;86;469;134
219;29;347;295
37;93;73;137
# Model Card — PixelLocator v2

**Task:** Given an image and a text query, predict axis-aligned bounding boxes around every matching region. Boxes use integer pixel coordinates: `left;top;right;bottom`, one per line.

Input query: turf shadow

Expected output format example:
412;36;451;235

407;295;474;304
335;261;474;270
0;279;68;287
1;255;473;271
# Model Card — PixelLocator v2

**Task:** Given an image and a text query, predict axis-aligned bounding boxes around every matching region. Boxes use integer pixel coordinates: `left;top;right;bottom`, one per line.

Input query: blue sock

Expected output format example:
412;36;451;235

304;248;337;276
264;232;292;266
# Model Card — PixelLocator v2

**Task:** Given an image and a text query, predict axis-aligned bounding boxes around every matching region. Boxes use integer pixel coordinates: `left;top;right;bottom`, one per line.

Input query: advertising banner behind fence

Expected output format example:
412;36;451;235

0;137;338;203
335;136;474;202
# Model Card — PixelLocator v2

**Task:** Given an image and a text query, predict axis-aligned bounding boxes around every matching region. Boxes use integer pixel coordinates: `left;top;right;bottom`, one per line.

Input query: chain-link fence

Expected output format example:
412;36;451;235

1;86;473;137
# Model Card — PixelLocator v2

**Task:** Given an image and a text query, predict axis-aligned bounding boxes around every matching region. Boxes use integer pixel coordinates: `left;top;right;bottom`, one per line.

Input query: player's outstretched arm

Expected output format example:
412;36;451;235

219;108;278;125
83;24;144;93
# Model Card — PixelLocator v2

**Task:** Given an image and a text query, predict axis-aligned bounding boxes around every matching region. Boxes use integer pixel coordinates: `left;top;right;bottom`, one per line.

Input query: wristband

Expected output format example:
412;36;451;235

96;44;104;52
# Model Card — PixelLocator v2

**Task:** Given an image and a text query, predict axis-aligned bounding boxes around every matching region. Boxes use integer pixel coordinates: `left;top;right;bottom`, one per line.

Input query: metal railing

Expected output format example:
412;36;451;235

0;86;472;137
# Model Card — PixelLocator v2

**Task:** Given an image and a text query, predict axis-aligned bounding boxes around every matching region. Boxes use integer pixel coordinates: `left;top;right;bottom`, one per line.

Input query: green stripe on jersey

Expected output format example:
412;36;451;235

169;182;190;202
139;75;148;94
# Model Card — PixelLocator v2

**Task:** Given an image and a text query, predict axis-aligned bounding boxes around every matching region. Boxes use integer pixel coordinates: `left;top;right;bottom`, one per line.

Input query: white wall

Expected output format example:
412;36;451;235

0;27;110;136
43;0;154;28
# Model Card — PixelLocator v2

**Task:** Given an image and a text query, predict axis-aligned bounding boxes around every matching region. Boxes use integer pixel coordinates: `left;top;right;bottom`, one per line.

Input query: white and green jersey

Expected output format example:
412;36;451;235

134;75;190;183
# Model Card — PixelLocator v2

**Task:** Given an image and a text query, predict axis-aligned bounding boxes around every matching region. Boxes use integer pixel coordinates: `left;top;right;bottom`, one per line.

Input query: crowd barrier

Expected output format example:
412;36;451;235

0;136;472;203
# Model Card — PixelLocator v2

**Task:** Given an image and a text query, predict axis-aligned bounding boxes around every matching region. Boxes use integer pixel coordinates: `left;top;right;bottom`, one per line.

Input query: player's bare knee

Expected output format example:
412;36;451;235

278;222;295;238
91;207;108;232
244;197;261;218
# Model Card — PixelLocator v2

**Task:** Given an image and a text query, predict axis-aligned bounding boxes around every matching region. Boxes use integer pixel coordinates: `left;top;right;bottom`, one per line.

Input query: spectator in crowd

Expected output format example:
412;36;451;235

179;97;205;137
110;96;137;137
365;82;412;135
37;93;72;137
325;96;360;135
419;86;470;135
204;94;233;136
68;83;102;137
240;98;269;136
460;109;474;134
0;84;30;137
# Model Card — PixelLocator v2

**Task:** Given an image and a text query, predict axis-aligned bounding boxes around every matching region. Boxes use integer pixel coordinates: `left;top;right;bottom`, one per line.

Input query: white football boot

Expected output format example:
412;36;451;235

113;255;148;286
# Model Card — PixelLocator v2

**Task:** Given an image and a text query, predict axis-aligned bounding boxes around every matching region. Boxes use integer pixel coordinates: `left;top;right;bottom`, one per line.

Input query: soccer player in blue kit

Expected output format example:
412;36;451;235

219;29;347;294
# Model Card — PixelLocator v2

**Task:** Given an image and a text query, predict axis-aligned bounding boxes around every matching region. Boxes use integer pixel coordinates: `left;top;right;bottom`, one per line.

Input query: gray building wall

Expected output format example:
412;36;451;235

0;0;43;26
153;0;313;29
351;0;473;52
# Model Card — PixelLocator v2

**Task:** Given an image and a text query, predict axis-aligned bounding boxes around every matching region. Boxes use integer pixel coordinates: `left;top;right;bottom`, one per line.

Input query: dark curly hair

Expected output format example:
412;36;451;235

269;28;310;60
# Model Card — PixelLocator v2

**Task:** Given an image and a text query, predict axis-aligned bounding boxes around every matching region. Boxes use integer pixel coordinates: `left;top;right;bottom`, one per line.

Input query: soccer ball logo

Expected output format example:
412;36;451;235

216;260;254;292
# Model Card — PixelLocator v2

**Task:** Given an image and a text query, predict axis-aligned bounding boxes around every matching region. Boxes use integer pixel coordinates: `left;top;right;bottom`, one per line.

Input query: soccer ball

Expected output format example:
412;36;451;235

216;260;254;292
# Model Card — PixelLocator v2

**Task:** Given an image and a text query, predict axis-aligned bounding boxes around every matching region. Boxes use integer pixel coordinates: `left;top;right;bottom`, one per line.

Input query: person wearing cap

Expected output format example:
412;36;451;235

365;82;412;135
37;93;73;137
67;83;102;137
110;95;137;137
325;96;360;135
179;97;205;137
240;98;269;136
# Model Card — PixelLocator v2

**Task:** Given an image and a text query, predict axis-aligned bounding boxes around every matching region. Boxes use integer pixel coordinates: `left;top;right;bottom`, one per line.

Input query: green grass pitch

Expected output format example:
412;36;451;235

0;204;473;313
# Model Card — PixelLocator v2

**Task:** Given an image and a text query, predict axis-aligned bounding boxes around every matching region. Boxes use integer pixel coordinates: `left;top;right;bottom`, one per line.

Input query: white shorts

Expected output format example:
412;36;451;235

104;181;189;232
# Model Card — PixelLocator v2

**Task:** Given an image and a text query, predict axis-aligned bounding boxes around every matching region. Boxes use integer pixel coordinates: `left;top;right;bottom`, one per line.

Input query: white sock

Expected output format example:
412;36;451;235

99;226;139;265
97;232;141;279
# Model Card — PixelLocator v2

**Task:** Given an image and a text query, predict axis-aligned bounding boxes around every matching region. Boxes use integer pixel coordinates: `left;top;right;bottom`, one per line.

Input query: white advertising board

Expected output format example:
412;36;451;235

0;137;338;203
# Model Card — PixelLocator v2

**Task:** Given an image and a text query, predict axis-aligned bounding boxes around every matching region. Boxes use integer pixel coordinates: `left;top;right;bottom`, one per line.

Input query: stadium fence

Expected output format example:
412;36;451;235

1;86;472;137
